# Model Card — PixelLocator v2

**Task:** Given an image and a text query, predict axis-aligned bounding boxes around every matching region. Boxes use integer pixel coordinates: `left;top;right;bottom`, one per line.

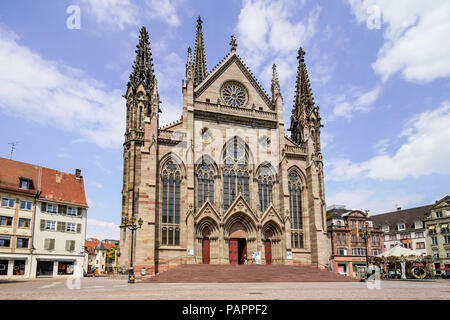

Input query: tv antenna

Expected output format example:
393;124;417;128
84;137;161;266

8;141;19;160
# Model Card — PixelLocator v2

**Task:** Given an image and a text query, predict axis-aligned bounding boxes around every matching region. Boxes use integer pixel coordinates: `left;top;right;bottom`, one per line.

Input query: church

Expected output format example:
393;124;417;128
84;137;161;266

118;17;329;276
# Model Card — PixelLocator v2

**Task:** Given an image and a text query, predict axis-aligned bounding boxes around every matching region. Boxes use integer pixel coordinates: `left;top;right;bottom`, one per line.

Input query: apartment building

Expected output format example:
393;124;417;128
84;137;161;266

424;195;450;276
371;205;431;255
327;206;384;278
0;158;40;277
0;158;87;278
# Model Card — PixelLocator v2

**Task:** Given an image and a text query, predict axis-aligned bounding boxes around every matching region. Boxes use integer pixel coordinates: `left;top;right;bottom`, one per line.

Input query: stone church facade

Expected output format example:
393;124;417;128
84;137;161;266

119;18;329;276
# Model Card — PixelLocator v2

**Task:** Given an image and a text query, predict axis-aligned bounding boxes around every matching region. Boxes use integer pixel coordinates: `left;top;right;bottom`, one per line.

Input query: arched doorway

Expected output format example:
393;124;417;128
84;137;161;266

229;222;247;264
202;228;211;264
262;221;282;264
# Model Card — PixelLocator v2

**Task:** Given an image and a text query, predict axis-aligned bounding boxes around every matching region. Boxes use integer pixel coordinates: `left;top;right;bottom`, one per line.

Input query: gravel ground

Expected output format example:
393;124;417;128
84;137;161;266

0;277;449;300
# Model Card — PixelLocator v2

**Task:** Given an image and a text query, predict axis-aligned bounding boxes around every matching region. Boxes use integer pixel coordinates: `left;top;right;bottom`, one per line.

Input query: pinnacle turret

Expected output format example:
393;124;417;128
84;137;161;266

289;47;318;144
271;64;280;102
128;26;155;94
193;16;207;87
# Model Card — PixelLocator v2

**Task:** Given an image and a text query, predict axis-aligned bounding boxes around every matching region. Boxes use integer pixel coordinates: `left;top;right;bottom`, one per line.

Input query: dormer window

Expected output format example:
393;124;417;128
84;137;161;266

436;211;443;218
19;178;31;189
383;225;389;232
398;224;405;231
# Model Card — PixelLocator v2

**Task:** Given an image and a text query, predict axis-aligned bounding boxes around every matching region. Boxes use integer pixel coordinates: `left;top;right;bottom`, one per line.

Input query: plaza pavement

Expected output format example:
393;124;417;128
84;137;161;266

0;277;449;300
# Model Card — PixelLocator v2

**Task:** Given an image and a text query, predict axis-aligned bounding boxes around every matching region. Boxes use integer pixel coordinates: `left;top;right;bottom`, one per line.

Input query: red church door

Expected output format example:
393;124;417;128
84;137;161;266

202;237;210;264
240;240;247;264
265;239;272;265
229;239;238;264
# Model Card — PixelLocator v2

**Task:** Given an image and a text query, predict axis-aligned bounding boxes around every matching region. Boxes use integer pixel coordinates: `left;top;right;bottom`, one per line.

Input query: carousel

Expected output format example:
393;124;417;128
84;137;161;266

368;245;436;280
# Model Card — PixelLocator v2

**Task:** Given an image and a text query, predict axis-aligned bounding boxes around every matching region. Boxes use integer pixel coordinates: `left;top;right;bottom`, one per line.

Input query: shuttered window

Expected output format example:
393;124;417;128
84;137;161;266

44;238;55;250
65;240;75;251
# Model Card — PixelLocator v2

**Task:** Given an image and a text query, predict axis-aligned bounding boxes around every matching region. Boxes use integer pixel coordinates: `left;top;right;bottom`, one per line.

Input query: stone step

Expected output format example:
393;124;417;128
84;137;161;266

141;264;357;283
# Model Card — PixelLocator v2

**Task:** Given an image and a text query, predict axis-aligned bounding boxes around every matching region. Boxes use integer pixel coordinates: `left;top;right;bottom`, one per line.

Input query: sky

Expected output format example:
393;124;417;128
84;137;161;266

0;0;449;240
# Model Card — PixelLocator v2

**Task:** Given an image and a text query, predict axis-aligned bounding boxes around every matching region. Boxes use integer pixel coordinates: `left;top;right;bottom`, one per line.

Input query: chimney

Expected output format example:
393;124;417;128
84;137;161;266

75;169;81;179
397;207;401;211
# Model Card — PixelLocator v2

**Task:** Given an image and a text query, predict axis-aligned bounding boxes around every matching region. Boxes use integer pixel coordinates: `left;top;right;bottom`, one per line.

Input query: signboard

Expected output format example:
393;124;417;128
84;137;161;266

286;250;292;260
187;249;194;257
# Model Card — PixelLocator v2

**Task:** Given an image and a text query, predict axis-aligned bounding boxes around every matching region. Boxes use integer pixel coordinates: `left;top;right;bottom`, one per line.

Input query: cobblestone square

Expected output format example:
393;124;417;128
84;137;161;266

0;278;449;300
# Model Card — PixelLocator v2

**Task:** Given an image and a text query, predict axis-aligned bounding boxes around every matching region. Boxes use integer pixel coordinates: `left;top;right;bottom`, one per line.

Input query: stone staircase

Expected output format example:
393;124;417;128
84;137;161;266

140;264;357;283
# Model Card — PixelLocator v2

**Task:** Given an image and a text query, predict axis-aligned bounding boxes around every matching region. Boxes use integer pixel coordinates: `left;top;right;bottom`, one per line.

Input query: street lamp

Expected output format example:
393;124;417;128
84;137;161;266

120;216;143;283
359;222;372;278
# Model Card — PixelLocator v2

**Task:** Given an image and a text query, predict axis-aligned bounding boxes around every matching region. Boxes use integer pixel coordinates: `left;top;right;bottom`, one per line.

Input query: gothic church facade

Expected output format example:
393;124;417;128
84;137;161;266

119;18;329;275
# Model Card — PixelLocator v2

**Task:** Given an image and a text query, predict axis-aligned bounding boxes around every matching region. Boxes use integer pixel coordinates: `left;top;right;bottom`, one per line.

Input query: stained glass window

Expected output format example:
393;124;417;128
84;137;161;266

258;165;273;212
223;138;249;211
221;81;247;107
161;160;181;246
197;160;214;208
289;172;303;248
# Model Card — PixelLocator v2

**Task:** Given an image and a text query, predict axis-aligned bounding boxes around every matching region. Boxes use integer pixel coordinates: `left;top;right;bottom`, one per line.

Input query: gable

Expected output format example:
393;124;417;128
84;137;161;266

431;195;450;209
194;54;273;111
223;194;258;223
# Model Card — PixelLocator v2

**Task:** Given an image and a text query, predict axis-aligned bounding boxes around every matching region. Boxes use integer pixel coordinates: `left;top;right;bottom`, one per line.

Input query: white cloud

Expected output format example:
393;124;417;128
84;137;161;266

145;0;183;27
0;26;125;148
86;218;120;240
327;101;450;181
348;0;450;83
57;153;72;159
236;0;320;73
77;0;139;30
326;86;381;121
326;186;424;214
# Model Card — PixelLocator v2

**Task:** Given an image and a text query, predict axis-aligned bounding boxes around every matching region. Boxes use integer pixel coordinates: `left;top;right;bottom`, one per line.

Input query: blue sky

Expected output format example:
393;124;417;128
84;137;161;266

0;0;449;240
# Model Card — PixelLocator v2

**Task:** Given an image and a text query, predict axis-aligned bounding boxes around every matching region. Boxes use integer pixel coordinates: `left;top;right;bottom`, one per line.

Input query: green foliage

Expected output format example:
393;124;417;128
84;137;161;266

106;244;118;261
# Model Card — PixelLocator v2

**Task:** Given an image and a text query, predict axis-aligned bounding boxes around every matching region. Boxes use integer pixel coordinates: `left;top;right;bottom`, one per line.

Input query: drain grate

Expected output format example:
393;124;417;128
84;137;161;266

248;292;264;295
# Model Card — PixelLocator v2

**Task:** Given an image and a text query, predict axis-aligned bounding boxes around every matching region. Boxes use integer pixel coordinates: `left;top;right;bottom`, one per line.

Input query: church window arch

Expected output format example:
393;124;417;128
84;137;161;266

161;159;181;246
258;165;274;212
223;137;250;211
196;159;214;208
289;171;304;249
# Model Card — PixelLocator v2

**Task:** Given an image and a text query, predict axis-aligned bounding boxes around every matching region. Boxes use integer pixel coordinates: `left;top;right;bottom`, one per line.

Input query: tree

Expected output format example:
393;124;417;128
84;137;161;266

106;244;118;262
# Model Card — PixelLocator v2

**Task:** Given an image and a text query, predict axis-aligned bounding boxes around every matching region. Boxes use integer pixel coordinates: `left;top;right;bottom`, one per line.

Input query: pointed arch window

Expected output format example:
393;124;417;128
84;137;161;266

161;159;181;246
197;160;214;208
289;172;303;248
258;165;274;212
223;138;250;211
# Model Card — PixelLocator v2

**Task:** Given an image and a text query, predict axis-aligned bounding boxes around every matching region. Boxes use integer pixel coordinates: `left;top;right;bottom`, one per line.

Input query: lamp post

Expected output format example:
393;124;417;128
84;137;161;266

120;216;143;283
359;223;372;277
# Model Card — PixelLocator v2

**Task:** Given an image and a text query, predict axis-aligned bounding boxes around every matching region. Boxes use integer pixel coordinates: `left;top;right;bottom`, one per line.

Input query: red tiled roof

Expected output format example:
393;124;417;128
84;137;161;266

0;158;40;195
40;167;87;207
85;238;100;254
0;157;87;207
102;242;116;251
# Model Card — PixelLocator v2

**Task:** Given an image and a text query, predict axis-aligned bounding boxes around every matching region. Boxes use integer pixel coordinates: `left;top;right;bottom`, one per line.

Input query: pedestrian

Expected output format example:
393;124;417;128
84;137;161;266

244;254;247;264
92;265;96;277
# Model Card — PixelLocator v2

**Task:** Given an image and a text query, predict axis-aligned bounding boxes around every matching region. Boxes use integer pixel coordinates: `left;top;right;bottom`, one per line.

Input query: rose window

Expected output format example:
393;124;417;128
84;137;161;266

221;81;247;107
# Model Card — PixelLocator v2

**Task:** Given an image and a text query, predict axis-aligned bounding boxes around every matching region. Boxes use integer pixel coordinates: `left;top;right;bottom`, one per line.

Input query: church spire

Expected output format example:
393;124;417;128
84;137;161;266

289;47;316;144
293;47;314;116
128;26;155;93
193;16;207;87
